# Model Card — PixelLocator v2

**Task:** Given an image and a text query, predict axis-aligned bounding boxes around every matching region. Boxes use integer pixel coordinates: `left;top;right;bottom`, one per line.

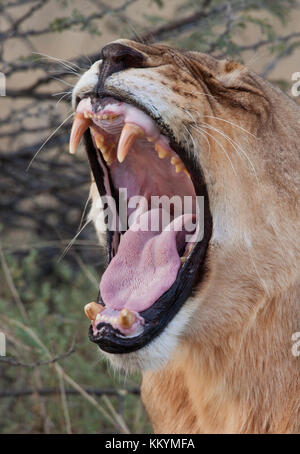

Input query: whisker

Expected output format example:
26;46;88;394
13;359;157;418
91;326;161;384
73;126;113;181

58;219;92;262
32;52;83;72
192;124;238;175
52;90;71;97
202;115;256;138
50;76;76;88
201;122;258;181
55;92;72;107
183;109;211;154
26;112;74;170
78;192;92;232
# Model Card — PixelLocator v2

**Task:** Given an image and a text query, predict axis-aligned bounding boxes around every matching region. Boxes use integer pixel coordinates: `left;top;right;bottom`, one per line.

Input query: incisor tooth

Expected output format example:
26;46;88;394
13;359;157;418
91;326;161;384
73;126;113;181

117;123;144;163
84;302;104;321
69;112;91;154
120;308;136;329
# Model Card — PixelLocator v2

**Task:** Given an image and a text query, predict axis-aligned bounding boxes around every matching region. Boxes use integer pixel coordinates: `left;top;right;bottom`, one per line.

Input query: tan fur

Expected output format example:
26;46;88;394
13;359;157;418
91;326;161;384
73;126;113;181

76;40;300;433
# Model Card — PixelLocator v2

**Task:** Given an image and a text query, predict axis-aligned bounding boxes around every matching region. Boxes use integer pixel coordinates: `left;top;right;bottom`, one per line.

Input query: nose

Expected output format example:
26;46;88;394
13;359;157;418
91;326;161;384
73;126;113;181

94;42;145;95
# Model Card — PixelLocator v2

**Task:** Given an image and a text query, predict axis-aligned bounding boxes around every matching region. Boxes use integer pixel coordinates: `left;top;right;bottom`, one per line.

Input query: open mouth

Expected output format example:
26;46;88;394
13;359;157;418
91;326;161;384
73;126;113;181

70;93;212;354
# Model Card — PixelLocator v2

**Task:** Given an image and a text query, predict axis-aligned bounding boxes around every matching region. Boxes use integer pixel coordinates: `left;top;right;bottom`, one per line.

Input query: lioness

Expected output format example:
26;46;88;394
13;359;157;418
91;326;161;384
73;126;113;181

70;39;300;433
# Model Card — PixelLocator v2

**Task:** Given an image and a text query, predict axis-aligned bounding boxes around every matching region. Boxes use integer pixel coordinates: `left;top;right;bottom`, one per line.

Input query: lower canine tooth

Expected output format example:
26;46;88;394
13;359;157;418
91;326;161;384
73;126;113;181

117;123;144;163
84;302;104;321
120;308;136;329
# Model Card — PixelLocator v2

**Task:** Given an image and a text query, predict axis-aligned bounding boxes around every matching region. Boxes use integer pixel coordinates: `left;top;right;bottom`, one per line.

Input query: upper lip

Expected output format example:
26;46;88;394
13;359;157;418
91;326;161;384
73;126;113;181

72;88;212;354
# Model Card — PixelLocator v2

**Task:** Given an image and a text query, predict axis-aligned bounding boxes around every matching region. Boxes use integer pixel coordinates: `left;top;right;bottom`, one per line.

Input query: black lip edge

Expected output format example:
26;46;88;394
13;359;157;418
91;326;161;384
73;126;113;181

83;92;212;354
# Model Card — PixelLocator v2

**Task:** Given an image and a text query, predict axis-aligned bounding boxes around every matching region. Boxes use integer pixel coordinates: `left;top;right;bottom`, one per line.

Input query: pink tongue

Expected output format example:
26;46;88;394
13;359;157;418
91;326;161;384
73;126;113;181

100;210;192;312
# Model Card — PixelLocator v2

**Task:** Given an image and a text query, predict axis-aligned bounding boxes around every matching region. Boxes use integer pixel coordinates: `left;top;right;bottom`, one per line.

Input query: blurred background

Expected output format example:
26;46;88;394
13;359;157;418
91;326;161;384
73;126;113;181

0;0;300;434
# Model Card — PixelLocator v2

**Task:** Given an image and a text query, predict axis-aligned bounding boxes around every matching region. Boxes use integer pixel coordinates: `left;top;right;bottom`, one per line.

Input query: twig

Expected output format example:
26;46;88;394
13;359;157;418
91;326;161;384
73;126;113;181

0;344;76;367
0;387;140;398
0;241;29;322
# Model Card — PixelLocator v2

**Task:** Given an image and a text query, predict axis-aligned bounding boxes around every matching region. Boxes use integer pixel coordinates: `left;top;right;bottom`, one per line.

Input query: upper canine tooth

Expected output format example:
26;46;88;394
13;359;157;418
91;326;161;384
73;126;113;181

117;123;144;163
84;302;104;321
120;308;136;329
69;112;91;154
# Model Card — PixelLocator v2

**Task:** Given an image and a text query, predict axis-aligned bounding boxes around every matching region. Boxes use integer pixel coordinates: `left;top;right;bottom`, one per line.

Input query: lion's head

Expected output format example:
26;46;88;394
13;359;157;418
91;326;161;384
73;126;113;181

71;39;300;374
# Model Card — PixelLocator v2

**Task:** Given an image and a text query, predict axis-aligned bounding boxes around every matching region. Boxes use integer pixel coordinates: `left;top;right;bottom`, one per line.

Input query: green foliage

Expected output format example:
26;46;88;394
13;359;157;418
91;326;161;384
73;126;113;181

0;249;151;434
174;0;299;62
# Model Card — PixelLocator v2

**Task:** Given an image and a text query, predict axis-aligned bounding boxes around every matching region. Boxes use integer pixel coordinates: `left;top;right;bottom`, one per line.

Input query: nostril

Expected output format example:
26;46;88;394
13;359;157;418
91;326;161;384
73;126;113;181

94;43;145;96
100;43;145;70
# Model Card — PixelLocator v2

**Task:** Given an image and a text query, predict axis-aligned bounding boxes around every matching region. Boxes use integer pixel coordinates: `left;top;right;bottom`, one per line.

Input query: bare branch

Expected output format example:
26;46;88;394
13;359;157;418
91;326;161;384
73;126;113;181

0;386;140;398
0;344;76;367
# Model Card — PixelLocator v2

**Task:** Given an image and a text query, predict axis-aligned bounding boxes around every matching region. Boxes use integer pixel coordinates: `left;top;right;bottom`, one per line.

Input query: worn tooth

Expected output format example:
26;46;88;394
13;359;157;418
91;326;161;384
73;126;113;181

155;143;170;159
187;244;193;255
84;302;104;321
180;256;186;265
101;143;115;165
171;156;181;166
184;169;190;178
83;111;90;119
120;308;136;329
175;163;185;173
108;114;118;122
108;158;115;166
105;155;114;166
147;136;154;143
95;134;105;149
69;112;91;154
117;123;144;163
